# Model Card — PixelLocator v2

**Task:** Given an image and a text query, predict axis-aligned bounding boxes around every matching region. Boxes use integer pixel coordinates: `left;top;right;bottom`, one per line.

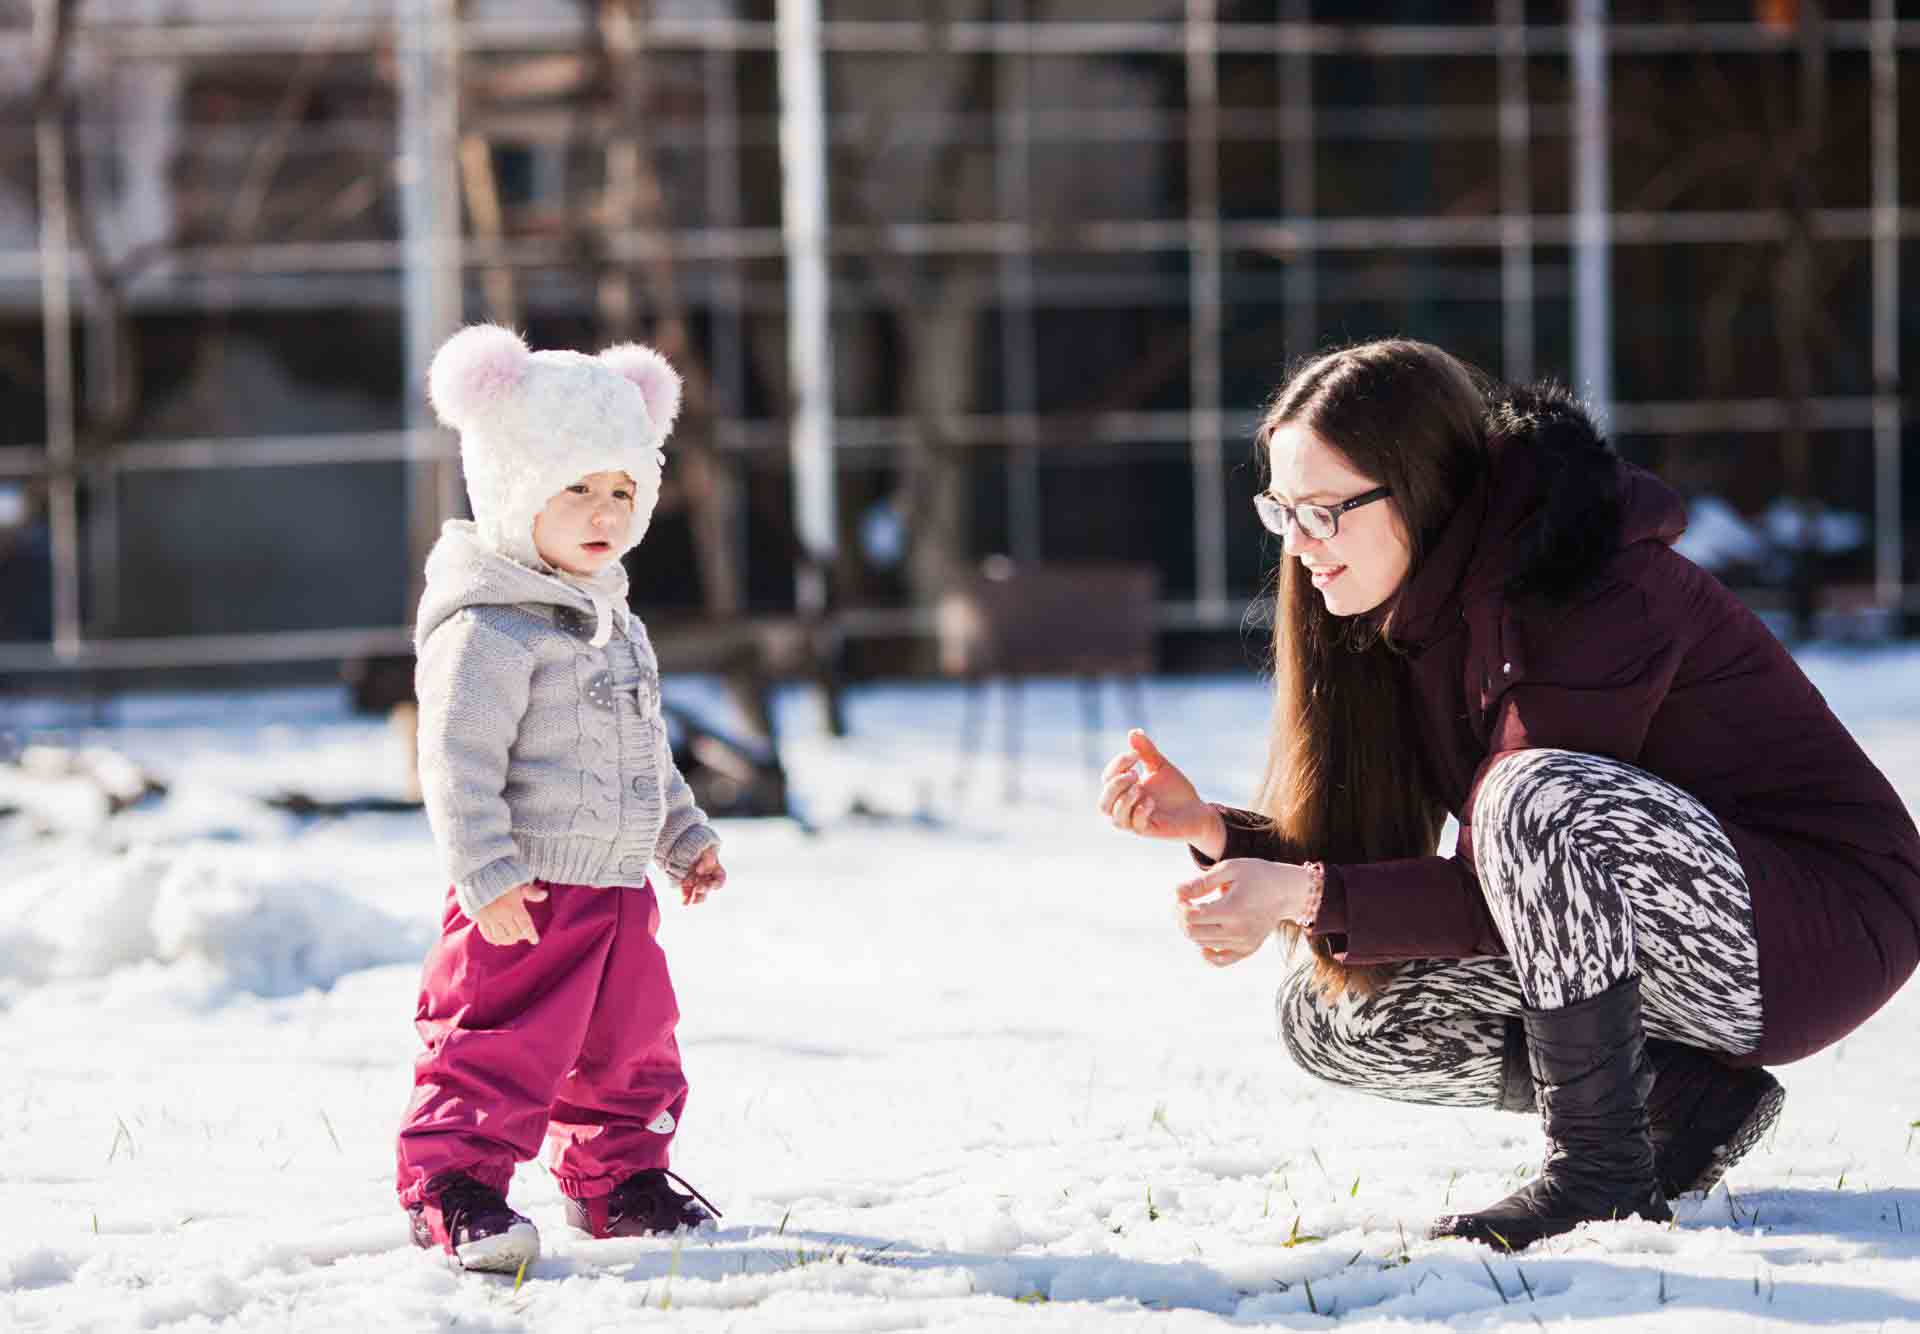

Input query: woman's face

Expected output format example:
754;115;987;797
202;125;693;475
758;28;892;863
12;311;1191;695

1265;423;1412;617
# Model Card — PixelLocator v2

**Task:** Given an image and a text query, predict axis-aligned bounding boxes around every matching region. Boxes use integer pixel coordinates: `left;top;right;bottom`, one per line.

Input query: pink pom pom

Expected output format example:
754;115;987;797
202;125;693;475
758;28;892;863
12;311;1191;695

428;324;530;428
599;343;682;437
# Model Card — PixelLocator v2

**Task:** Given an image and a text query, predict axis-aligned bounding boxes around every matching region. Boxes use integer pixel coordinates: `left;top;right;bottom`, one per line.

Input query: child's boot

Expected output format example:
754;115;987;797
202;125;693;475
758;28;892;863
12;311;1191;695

566;1169;721;1238
408;1172;541;1272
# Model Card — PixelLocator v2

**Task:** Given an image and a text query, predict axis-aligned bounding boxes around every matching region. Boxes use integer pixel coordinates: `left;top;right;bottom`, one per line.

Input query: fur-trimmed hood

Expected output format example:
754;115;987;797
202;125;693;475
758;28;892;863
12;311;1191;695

1393;382;1687;648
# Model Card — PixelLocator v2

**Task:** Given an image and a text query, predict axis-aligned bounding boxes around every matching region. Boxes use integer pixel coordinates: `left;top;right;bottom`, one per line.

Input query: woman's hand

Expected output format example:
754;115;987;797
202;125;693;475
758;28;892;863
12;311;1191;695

1174;859;1318;968
471;882;548;946
1097;729;1227;856
679;846;726;905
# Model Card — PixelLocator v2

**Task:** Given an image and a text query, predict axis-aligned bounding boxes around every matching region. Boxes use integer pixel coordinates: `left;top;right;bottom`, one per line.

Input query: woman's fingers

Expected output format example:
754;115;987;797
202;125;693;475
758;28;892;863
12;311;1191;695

1180;914;1235;941
1101;749;1141;785
1131;796;1156;833
1129;729;1170;772
1097;770;1138;816
1175;870;1230;903
1174;900;1235;941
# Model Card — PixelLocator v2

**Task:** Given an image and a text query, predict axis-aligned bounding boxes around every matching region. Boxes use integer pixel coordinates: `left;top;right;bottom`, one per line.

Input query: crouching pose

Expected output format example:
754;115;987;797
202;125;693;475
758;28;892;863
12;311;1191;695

1100;339;1920;1250
396;326;727;1272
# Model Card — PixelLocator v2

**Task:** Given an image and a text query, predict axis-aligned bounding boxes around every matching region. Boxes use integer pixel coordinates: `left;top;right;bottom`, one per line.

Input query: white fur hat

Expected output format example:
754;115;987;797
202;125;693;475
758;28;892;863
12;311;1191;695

427;324;683;570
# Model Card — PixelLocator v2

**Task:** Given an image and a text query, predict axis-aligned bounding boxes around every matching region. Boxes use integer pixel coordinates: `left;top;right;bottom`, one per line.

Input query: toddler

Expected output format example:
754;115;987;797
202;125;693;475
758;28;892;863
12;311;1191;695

395;325;726;1272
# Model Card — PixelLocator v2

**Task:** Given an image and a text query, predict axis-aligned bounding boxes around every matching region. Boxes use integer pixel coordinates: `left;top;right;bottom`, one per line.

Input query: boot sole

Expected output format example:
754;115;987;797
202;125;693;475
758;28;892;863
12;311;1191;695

1671;1079;1785;1199
1428;1194;1671;1252
454;1222;541;1274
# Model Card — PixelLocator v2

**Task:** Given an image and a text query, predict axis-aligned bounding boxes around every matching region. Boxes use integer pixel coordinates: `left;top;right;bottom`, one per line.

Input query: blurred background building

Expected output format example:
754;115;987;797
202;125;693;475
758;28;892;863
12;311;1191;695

0;0;1913;690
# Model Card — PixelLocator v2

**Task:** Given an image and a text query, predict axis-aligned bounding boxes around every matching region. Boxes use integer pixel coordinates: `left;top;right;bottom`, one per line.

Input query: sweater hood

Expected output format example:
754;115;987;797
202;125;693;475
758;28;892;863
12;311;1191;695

1393;382;1688;648
415;519;631;651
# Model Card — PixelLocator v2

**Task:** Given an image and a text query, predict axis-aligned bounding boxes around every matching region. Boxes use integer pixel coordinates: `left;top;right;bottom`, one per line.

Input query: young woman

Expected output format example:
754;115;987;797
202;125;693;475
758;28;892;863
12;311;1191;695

1099;339;1920;1250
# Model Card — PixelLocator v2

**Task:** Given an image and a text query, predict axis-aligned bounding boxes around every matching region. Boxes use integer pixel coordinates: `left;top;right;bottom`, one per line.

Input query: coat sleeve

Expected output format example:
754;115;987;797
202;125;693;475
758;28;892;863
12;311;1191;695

652;746;718;881
1326;559;1693;965
415;613;537;918
1189;804;1294;868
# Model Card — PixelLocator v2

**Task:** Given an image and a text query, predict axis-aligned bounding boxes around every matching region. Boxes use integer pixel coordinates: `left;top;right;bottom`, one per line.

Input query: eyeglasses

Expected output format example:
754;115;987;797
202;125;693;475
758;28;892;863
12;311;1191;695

1253;485;1392;540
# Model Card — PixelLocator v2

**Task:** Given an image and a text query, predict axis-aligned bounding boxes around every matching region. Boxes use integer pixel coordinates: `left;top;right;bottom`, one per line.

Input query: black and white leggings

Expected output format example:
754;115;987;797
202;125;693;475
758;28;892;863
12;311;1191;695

1277;749;1764;1109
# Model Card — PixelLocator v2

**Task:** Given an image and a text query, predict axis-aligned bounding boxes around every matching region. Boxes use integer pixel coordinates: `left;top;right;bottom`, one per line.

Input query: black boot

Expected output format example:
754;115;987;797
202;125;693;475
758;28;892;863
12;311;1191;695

1431;975;1671;1250
1645;1039;1785;1199
1498;1027;1785;1201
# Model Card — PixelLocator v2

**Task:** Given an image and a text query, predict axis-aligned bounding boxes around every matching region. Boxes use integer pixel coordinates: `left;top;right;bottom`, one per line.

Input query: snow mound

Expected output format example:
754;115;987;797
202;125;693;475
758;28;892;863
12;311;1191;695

9;842;426;997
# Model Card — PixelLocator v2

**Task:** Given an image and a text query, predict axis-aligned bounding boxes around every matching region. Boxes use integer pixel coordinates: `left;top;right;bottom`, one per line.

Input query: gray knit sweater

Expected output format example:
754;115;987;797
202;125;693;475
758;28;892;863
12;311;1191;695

414;521;718;917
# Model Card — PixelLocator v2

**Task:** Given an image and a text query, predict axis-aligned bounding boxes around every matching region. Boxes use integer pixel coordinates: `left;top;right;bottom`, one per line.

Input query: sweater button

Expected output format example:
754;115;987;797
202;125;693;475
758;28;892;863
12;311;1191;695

587;670;614;708
1502;661;1512;674
631;775;648;795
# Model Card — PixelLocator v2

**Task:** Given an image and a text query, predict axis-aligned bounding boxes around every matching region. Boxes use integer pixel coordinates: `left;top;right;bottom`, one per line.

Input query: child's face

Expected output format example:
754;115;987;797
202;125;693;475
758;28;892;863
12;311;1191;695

533;470;637;575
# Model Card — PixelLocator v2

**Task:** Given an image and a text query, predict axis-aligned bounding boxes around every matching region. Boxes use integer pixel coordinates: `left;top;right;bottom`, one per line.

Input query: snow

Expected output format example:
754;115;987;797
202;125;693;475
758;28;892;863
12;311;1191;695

2;651;1919;1332
1673;496;1770;571
1670;496;1871;580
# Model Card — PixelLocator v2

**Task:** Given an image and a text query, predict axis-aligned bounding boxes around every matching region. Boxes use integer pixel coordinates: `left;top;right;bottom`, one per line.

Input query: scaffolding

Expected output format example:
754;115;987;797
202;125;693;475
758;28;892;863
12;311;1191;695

0;3;1913;676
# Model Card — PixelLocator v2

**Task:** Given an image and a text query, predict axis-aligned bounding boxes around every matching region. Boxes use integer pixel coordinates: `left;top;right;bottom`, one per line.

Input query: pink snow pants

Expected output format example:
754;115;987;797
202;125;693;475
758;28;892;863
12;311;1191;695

395;879;687;1206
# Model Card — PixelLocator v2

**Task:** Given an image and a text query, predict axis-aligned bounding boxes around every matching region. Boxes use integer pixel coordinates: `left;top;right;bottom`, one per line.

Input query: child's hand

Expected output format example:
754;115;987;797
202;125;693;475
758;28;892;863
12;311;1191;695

471;882;548;946
679;846;726;906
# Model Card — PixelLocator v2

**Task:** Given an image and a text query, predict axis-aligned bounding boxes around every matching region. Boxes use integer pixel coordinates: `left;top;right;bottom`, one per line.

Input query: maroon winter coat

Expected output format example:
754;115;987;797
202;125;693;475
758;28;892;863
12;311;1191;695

1216;390;1920;1067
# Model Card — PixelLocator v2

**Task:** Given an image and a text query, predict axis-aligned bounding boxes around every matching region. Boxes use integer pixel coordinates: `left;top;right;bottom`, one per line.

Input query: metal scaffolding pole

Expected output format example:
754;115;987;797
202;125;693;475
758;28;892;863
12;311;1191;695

399;0;465;604
1871;0;1902;612
82;273;119;639
996;0;1041;565
0;206;1913;288
1281;0;1316;365
1186;0;1226;618
1498;0;1535;385
705;43;751;610
777;0;837;613
33;0;81;659
55;16;1920;60
1572;0;1611;425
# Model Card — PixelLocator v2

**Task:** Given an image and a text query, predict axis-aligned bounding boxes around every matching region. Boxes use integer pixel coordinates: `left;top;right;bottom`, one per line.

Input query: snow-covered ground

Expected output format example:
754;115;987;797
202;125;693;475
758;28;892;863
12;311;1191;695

2;649;1918;1333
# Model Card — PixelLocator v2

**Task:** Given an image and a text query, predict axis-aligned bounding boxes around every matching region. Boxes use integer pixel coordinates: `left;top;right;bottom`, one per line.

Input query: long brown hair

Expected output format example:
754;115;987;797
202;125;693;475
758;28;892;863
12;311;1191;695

1253;340;1489;997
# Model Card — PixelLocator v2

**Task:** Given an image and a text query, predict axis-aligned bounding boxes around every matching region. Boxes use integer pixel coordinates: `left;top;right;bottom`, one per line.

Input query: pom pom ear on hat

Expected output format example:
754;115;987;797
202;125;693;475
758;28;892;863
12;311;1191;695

428;324;530;429
599;343;683;440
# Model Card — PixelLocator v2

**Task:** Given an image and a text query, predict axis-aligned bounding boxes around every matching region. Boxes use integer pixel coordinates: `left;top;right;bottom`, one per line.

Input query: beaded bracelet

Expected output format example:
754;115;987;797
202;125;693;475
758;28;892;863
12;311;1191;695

1298;860;1327;930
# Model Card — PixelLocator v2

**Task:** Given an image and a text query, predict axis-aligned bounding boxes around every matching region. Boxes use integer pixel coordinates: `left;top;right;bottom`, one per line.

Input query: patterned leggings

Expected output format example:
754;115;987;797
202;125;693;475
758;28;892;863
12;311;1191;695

1277;749;1764;1109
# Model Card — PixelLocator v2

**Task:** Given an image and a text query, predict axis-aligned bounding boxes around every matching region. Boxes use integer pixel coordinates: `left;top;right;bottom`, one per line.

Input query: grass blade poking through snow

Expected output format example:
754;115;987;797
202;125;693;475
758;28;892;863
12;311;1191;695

107;1117;134;1165
661;1237;683;1310
1479;1255;1510;1304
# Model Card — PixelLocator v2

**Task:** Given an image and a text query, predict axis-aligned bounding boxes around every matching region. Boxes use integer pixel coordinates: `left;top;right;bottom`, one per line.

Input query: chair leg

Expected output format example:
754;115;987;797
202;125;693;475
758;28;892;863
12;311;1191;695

1079;675;1103;783
1003;676;1022;805
953;676;986;803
